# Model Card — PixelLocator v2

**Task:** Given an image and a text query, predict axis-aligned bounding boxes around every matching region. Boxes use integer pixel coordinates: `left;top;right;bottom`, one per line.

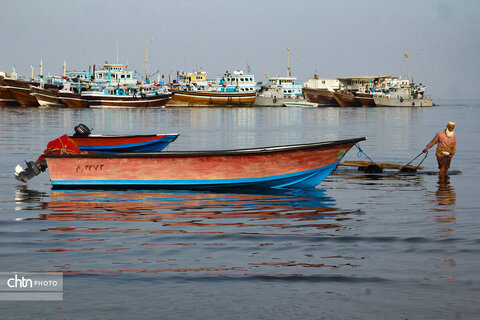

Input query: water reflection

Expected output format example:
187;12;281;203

434;176;456;213
37;188;347;229
432;176;456;239
14;185;49;203
8;187;369;275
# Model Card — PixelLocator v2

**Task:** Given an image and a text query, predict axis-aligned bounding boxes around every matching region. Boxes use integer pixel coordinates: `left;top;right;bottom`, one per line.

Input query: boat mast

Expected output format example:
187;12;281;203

404;45;410;84
145;38;154;81
286;45;293;77
116;38;119;64
39;59;43;80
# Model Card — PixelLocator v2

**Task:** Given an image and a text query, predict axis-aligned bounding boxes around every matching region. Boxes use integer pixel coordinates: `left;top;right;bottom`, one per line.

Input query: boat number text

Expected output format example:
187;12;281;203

76;164;104;173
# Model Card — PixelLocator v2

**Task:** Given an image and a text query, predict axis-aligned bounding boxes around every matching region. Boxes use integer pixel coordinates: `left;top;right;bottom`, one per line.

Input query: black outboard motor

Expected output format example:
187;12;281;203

15;161;47;183
73;123;91;137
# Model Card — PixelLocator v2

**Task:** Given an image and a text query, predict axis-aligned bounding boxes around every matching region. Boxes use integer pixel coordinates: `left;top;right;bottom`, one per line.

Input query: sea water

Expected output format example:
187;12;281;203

0;102;479;319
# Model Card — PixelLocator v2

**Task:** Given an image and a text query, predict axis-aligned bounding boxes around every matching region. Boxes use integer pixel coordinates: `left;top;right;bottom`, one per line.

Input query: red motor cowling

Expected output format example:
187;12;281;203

38;134;81;162
15;135;82;183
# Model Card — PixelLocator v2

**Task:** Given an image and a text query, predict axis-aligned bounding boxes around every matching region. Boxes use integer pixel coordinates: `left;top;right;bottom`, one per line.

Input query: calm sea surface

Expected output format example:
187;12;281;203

0;102;479;319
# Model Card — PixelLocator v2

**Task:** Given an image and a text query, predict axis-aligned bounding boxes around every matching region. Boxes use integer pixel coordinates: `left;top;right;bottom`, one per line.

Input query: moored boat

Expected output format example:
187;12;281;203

84;90;172;108
0;73;20;107
30;85;67;107
283;101;318;107
71;133;179;152
302;75;340;106
302;87;338;106
354;92;375;107
373;87;434;107
332;91;361;107
0;78;60;107
255;76;304;106
42;137;365;189
168;70;257;107
14;129;180;182
169;90;256;107
59;90;89;108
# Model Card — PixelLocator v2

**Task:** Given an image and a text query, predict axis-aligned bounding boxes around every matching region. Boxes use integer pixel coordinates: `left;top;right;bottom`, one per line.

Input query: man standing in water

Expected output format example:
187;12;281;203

423;122;457;175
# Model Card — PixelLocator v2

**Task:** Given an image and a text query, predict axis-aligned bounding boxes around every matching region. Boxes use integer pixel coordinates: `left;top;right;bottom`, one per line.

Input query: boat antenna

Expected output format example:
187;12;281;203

39;59;43;80
404;45;410;84
116;38;119;64
287;45;293;77
145;38;154;81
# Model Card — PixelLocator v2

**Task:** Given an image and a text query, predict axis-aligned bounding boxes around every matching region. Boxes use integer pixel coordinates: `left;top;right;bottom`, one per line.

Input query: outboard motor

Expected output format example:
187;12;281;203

73;123;91;137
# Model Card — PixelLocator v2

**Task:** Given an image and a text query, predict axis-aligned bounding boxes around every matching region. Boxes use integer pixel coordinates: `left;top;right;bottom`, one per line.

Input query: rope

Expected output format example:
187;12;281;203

396;151;428;173
354;143;380;167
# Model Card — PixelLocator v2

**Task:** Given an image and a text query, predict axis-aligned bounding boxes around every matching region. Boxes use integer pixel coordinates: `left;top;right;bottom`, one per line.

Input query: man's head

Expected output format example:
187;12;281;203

445;122;455;137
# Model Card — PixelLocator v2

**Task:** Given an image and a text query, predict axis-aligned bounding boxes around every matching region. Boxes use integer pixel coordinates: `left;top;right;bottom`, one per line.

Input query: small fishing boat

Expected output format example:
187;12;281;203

42;137;365;189
283;101;318;108
14;130;179;182
71;133;179;153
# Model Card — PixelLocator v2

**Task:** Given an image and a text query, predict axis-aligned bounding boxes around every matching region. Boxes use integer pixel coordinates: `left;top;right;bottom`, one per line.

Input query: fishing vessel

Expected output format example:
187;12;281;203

0;72;20;107
168;70;257;107
83;87;172;108
302;75;340;106
372;86;433;107
255;76;306;106
71;133;179;152
0;78;61;107
30;85;67;107
93;63;138;86
42;137;366;189
59;91;89;108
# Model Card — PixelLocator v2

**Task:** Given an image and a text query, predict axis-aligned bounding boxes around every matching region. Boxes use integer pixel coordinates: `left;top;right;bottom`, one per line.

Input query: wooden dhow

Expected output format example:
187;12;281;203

302;87;338;106
168;70;257;107
168;89;256;107
0;78;60;107
84;91;172;108
0;81;20;107
30;85;66;107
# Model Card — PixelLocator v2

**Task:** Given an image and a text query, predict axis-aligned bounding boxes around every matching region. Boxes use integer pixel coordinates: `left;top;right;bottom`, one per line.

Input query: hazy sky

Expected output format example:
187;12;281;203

1;0;479;100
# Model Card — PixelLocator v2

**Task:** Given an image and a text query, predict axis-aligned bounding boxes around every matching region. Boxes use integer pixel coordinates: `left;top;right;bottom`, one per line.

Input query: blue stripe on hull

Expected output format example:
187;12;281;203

51;162;339;189
78;139;174;153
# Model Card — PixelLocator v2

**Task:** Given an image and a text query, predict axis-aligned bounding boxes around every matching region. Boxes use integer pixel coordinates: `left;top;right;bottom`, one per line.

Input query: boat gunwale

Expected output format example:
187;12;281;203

43;137;366;158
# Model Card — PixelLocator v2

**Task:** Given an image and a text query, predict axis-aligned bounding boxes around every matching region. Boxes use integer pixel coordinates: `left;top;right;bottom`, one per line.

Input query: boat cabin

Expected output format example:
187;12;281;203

303;75;340;91
215;70;256;93
265;76;303;97
337;76;409;92
94;64;137;86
